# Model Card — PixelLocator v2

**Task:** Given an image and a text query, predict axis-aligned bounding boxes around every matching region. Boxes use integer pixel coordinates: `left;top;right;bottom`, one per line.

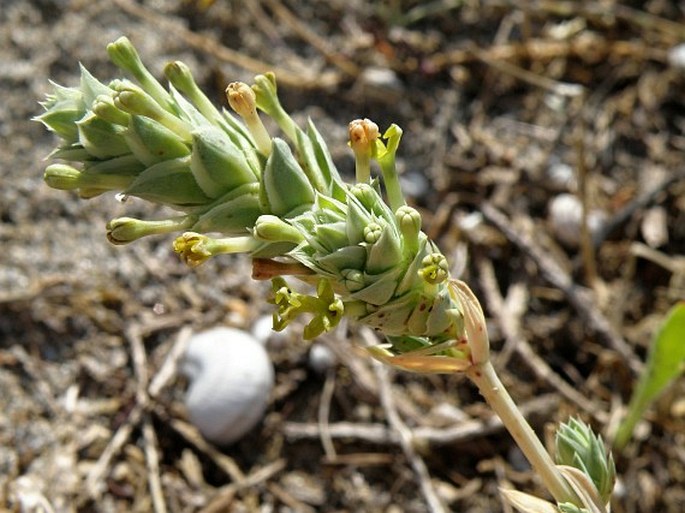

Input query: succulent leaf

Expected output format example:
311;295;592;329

76;112;129;159
190;125;256;197
260;138;315;216
125;157;210;207
125;114;191;165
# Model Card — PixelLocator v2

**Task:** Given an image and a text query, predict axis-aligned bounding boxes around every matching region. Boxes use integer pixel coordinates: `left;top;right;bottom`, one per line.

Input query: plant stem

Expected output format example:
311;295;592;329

466;360;580;506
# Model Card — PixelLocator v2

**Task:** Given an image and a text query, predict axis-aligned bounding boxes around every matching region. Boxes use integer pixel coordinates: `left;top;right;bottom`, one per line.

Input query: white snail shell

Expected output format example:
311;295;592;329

181;327;274;445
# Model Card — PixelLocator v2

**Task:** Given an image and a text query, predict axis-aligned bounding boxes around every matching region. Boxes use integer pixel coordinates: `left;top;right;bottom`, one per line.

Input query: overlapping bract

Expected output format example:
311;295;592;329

555;418;616;505
37;36;467;362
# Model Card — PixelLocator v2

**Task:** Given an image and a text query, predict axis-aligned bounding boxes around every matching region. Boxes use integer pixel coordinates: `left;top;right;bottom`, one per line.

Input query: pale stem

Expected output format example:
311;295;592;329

354;153;371;183
465;360;580;506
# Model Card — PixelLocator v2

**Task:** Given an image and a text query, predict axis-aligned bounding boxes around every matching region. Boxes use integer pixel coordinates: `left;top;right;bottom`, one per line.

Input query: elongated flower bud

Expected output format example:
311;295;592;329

107;215;197;245
92;94;131;126
396;205;421;257
164;61;223;125
348;118;378;183
254;215;304;244
44;163;134;196
227;81;272;156
252;72;299;144
107;36;173;111
112;81;192;141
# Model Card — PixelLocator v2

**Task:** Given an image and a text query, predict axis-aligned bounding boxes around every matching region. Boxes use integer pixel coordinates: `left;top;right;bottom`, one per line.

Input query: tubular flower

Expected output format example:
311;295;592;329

36;36;478;370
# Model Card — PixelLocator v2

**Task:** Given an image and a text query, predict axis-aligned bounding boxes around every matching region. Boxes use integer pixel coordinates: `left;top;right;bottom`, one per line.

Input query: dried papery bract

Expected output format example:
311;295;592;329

36;36;615;513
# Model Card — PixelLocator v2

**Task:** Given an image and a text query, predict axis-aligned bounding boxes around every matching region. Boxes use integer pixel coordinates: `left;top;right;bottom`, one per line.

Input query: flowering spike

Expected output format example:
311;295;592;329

38;39;619;512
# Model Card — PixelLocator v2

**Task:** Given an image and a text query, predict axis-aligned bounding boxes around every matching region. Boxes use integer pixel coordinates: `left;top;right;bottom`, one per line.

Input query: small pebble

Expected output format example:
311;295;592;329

668;43;685;69
546;161;576;190
251;314;291;350
308;343;337;374
548;193;605;247
400;171;430;200
641;206;669;248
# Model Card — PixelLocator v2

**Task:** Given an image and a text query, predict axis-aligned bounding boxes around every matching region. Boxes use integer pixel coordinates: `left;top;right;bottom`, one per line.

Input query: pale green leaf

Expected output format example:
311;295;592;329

615;302;685;449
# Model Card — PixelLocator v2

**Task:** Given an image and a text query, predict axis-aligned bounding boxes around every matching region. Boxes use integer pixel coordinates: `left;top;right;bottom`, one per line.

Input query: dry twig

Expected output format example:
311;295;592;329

476;258;608;422
480;202;643;373
282;394;559;446
369;347;447;513
112;0;342;88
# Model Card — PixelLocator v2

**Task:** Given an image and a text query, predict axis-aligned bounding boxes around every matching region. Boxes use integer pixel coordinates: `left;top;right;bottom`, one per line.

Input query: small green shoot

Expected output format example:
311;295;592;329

614;302;685;450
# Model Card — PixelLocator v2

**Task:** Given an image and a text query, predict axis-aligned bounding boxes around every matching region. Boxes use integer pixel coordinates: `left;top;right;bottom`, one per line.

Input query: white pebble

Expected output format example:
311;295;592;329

546;162;576;190
308;343;337;374
548;193;605;247
181;327;274;445
668;43;685;69
251;314;291;350
359;66;404;93
641;206;669;248
250;314;275;345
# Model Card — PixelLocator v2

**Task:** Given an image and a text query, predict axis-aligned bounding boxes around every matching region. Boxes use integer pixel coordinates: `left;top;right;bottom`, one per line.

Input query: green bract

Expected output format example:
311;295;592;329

555;418;616;504
37;36;473;369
